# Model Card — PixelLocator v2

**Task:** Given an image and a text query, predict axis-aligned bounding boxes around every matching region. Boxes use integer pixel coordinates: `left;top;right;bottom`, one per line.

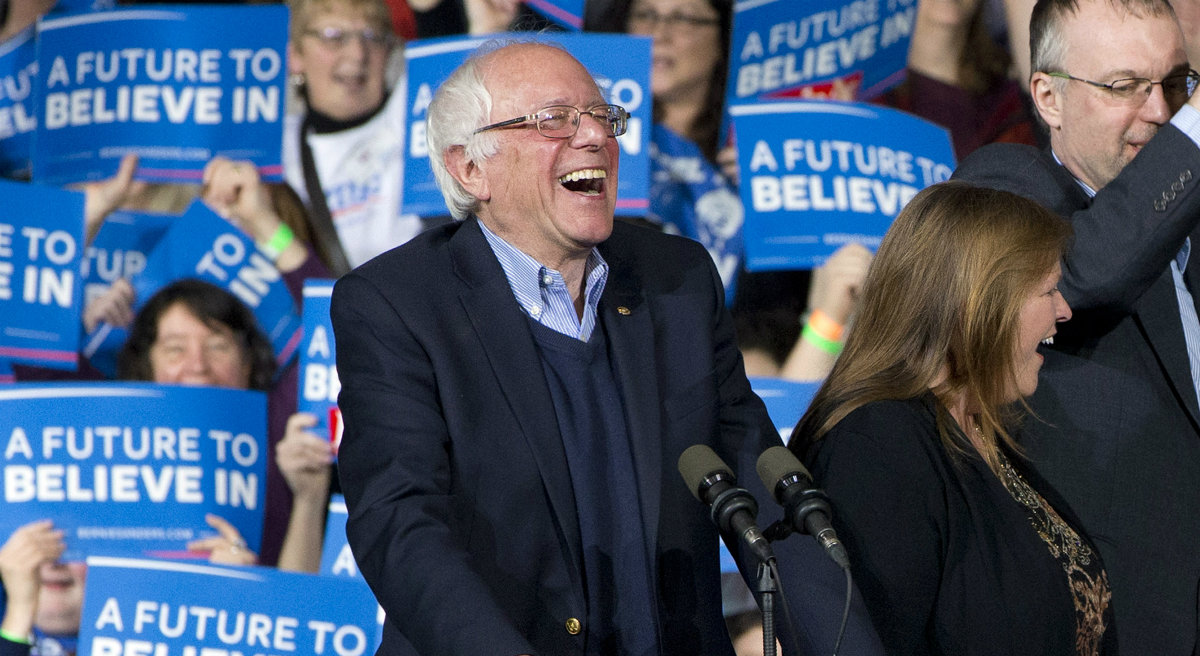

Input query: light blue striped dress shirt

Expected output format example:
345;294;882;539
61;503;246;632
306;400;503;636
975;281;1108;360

479;220;609;342
1057;103;1200;409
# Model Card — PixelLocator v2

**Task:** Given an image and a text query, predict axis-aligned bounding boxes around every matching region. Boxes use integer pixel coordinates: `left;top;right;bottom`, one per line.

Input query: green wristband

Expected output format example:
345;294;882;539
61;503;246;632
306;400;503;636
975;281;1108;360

0;628;30;645
802;324;844;355
258;223;295;261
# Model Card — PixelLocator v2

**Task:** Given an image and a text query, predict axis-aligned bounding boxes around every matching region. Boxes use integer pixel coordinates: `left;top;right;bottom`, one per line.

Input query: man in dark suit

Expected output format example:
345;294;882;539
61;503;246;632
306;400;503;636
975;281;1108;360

330;41;826;656
953;0;1200;652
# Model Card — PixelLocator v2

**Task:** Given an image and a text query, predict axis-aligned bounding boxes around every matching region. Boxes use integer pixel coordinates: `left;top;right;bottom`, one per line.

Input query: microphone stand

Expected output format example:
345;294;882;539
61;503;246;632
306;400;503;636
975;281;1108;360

757;560;778;656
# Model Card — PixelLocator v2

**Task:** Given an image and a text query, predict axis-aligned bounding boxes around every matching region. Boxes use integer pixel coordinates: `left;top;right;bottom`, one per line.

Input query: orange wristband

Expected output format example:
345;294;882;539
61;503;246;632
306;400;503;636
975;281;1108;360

807;309;844;342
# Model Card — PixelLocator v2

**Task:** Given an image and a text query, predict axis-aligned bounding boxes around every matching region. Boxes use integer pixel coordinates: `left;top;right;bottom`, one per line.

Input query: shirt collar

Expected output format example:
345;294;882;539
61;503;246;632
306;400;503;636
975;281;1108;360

477;219;609;317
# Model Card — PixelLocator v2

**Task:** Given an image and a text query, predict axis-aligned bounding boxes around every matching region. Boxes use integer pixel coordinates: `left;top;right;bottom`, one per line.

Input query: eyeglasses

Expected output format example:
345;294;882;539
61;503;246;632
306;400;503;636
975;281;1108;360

304;26;393;49
1046;69;1200;105
628;8;719;30
474;104;630;139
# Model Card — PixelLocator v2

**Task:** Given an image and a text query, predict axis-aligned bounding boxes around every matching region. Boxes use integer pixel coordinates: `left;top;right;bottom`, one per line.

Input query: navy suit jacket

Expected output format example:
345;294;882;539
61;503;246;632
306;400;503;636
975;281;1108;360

955;127;1200;655
334;218;778;655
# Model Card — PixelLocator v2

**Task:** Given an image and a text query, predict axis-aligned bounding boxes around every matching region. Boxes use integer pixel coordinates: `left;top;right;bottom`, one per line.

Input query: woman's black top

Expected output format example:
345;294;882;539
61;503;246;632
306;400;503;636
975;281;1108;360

801;395;1116;655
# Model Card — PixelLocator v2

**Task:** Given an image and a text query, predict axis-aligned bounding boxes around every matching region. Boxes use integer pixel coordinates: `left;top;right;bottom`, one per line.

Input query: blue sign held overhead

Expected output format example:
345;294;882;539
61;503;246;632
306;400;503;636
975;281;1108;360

81;210;176;378
298;280;340;455
0;27;38;178
133;201;302;370
80;557;380;656
403;33;652;218
729;0;915;105
0;179;85;370
733;101;954;271
0;383;267;560
32;5;289;186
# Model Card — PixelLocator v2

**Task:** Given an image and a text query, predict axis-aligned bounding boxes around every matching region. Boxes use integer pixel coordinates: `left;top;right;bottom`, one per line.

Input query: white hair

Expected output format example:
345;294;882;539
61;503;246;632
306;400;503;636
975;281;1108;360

425;38;573;220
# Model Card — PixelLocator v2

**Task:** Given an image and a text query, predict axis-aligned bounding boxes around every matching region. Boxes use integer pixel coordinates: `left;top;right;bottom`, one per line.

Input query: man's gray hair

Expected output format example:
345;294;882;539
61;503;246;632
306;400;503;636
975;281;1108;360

1030;0;1178;80
426;38;570;220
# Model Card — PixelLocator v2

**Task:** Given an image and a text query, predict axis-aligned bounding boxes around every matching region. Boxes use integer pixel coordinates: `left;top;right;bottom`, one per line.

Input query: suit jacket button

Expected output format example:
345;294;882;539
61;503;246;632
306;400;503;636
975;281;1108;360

1182;170;1193;182
565;618;581;635
1155;199;1168;211
1173;180;1185;192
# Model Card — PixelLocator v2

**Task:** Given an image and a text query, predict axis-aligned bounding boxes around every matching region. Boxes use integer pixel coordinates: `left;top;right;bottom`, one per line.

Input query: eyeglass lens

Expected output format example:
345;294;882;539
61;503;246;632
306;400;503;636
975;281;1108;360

1108;73;1198;100
308;26;390;48
628;8;718;28
536;105;628;138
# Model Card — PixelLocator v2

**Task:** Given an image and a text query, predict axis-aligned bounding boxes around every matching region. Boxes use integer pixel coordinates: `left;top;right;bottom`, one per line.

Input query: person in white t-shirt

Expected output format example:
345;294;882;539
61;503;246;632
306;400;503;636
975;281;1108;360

284;0;423;274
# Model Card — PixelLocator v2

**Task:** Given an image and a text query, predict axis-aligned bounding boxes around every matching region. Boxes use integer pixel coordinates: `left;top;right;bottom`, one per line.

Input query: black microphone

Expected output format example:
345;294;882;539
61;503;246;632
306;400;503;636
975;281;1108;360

678;444;775;564
756;446;850;570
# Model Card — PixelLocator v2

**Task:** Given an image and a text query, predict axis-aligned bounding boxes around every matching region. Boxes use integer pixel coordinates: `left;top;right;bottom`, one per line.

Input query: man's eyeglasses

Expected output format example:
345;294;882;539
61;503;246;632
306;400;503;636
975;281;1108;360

304;26;393;49
1046;69;1200;104
627;8;720;30
474;104;630;139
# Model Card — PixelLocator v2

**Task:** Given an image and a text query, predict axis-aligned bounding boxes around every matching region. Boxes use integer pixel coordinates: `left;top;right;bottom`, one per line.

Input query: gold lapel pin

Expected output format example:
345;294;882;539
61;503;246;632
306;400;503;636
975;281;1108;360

617;306;631;315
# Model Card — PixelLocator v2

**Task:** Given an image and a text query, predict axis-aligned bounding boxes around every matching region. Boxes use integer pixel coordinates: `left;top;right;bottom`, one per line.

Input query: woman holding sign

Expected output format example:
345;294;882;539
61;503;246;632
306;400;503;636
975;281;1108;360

283;0;423;275
791;183;1115;654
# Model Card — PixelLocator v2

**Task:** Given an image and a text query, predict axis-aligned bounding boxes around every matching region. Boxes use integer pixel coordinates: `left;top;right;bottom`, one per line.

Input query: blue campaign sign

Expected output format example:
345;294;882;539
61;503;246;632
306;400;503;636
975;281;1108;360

32;5;289;186
525;0;583;30
133;201;302;369
0;383;267;560
0;179;85;370
81;210;176;378
733;101;954;271
0;27;38;178
298;280;341;455
403;33;652;218
650;123;743;302
319;495;360;580
729;0;915;105
79;557;380;656
749;376;821;443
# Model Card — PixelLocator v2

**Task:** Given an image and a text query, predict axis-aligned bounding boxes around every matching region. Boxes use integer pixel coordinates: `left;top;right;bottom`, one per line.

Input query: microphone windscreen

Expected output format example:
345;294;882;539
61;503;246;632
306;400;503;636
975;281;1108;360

678;444;733;502
756;446;814;500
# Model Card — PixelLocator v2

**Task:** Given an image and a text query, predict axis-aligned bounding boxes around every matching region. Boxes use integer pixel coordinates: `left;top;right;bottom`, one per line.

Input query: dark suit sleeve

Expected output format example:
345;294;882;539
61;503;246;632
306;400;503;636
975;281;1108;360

331;273;534;656
955;127;1200;314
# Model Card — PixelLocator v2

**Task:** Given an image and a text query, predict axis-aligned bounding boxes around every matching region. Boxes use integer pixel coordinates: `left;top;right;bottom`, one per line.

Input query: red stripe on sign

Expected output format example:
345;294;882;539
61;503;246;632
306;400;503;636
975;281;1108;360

0;346;78;362
523;0;582;27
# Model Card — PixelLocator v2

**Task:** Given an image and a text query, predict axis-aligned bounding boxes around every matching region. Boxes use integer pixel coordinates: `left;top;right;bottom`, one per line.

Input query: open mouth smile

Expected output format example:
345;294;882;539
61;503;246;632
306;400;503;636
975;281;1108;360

558;168;606;195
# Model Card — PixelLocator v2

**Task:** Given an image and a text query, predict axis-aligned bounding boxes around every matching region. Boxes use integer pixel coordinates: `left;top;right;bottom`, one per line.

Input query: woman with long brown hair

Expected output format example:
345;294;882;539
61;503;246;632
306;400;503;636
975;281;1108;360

790;182;1115;655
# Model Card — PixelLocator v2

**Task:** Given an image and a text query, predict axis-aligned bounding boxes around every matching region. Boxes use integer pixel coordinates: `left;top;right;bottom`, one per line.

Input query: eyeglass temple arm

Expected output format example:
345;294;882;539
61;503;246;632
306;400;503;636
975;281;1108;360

473;115;535;135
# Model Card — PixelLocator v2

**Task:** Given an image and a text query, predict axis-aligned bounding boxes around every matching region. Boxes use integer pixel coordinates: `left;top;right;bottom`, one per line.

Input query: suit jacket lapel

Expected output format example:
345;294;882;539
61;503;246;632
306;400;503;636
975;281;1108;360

598;241;663;569
450;218;585;583
1136;268;1200;429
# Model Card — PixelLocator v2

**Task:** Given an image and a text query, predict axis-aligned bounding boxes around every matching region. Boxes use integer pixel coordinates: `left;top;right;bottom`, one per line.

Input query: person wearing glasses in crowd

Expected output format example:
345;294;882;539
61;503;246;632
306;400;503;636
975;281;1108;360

283;0;423;276
625;0;873;383
330;40;792;656
954;0;1200;652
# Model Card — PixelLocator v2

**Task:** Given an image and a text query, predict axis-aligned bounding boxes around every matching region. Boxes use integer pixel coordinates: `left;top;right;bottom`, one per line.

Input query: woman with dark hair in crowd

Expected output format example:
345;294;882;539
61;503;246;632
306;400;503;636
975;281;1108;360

792;182;1114;654
112;278;331;572
117;278;276;391
283;0;423;275
80;156;333;571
